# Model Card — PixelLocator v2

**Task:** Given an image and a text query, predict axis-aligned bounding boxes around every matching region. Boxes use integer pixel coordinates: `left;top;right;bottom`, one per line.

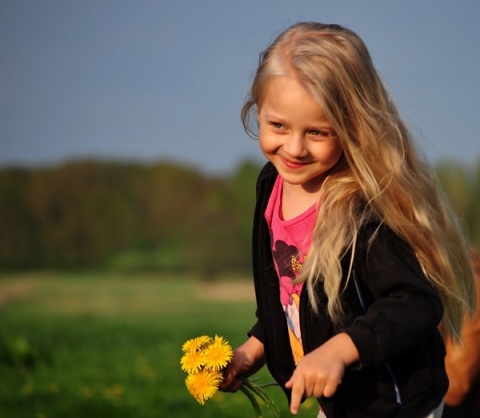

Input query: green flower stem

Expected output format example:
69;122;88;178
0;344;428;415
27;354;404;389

240;384;263;417
242;379;280;418
258;382;281;389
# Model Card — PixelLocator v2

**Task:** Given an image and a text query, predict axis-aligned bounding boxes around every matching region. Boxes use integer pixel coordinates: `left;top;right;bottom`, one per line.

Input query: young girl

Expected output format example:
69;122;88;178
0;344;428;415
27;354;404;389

219;22;476;418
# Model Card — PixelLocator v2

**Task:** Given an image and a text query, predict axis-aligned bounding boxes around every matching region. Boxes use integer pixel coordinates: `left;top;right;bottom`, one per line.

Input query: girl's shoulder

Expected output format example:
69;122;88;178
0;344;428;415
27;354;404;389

256;162;278;196
357;221;409;252
354;221;422;275
258;161;277;180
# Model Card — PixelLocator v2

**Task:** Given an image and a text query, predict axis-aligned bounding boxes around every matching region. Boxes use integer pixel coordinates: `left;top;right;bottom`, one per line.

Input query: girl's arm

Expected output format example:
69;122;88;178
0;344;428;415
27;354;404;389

219;335;265;392
285;333;359;415
345;224;444;369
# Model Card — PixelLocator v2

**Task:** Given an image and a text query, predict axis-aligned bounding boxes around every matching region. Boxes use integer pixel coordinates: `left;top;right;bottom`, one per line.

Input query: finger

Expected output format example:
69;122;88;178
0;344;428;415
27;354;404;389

303;377;315;397
288;377;305;415
313;381;326;399
220;376;243;392
219;371;233;390
219;367;237;391
226;378;244;392
323;377;342;398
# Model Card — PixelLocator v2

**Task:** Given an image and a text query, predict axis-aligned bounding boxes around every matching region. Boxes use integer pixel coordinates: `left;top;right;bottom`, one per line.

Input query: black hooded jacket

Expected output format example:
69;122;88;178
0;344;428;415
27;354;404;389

248;162;448;418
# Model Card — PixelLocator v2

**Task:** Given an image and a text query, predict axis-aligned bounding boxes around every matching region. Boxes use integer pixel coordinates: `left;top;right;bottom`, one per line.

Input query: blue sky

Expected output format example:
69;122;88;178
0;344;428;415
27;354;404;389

1;0;479;174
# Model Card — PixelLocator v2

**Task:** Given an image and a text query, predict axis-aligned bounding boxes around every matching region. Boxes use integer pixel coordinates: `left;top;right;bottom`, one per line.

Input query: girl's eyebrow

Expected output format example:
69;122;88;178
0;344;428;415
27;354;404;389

262;112;331;125
261;111;284;119
260;112;288;123
264;115;286;124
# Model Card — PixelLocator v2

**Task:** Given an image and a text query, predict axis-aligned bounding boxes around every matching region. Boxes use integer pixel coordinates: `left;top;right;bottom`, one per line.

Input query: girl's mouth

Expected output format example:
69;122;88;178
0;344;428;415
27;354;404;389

280;156;310;169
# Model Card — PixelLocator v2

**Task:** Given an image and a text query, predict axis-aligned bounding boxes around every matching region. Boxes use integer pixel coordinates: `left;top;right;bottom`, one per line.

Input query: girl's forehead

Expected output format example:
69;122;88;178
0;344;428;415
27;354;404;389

259;76;332;124
262;76;325;107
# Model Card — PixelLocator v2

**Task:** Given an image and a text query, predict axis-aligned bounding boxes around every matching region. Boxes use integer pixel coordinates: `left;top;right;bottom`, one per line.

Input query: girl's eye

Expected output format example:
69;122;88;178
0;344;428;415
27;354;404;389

271;122;284;130
309;129;334;139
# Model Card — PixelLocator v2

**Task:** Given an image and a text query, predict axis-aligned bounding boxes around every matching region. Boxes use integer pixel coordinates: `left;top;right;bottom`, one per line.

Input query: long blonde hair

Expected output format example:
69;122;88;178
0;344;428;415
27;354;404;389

242;22;475;340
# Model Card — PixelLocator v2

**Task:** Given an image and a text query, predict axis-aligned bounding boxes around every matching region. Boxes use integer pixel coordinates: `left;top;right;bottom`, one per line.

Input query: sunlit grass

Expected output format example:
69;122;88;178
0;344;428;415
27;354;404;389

0;272;316;417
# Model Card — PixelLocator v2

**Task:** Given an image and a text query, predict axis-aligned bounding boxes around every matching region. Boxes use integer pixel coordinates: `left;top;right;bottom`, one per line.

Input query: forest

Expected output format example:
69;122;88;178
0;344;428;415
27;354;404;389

1;158;479;276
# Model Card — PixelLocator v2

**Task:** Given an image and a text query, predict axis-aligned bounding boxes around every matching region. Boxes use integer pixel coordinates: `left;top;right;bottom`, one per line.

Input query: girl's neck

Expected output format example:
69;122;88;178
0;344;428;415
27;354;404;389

281;180;322;221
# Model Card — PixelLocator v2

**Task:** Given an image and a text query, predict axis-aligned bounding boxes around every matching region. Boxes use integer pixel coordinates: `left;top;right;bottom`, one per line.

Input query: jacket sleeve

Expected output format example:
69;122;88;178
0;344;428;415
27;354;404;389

247;162;277;344
342;224;444;369
248;320;264;342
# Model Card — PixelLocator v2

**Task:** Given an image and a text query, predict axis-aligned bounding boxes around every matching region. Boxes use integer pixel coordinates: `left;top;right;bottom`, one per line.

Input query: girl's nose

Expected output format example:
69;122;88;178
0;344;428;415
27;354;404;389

284;134;307;158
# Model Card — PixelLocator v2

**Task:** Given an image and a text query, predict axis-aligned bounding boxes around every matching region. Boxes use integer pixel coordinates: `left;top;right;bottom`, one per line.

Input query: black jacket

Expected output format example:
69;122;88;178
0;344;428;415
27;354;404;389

248;163;448;418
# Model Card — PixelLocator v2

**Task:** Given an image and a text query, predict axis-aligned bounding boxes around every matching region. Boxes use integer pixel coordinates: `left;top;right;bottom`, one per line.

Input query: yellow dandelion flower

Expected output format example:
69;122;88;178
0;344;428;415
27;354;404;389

185;369;223;405
181;349;205;374
202;335;233;371
182;335;211;353
180;334;279;416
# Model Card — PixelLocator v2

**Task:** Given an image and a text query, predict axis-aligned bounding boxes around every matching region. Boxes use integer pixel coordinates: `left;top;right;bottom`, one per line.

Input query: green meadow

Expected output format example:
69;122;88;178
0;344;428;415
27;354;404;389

0;272;318;418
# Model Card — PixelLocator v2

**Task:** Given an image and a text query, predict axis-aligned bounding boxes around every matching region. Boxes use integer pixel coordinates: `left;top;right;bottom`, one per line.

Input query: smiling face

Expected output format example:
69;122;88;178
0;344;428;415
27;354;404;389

258;75;343;194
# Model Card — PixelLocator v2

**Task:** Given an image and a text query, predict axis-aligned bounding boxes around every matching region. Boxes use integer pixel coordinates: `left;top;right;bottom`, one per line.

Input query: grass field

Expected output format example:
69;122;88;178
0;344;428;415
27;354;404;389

0;272;319;418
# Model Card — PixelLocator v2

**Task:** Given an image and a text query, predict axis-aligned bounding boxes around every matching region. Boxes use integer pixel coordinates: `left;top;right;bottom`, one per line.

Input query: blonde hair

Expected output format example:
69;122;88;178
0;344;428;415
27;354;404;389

242;22;475;340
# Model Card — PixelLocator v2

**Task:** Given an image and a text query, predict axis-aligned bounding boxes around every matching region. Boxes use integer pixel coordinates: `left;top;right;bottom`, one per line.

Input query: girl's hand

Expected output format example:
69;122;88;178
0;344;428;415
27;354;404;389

285;333;359;415
219;336;265;392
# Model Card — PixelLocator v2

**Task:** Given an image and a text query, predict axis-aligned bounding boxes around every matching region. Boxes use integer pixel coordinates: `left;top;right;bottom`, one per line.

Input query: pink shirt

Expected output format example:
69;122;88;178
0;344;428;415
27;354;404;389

265;175;317;364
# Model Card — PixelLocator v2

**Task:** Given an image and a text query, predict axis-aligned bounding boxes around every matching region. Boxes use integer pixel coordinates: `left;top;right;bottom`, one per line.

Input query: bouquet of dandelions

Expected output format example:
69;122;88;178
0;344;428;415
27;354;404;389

181;335;279;417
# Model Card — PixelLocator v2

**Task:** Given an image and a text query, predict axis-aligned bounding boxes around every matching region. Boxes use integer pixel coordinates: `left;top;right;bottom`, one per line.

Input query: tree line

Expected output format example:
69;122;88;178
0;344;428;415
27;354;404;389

0;158;479;277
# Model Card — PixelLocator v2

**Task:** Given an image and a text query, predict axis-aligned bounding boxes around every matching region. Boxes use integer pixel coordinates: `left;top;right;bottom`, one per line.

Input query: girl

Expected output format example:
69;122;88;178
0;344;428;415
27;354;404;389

219;22;476;418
